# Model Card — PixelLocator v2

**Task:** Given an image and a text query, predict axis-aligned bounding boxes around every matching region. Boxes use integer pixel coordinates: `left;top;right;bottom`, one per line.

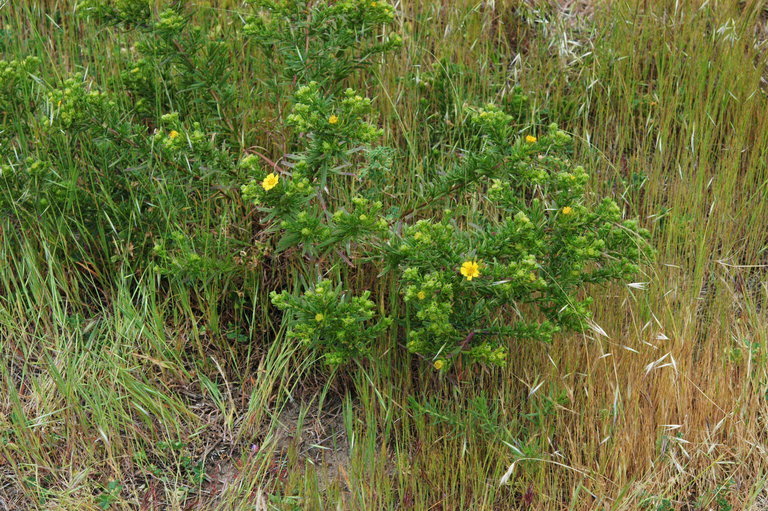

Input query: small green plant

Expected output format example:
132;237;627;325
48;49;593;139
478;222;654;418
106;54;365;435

0;56;39;115
639;494;675;511
134;441;207;489
95;480;122;510
727;337;763;365
695;480;734;511
78;0;152;26
412;58;530;153
151;231;238;282
45;76;118;133
715;487;733;511
271;280;392;365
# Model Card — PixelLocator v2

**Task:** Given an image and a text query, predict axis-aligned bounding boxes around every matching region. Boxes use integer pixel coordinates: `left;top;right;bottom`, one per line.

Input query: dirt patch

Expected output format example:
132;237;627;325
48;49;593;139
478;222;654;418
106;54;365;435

271;395;351;492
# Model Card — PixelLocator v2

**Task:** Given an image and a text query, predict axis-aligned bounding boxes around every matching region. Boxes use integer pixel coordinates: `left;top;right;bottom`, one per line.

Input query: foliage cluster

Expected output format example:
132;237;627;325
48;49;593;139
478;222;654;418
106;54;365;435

0;0;651;371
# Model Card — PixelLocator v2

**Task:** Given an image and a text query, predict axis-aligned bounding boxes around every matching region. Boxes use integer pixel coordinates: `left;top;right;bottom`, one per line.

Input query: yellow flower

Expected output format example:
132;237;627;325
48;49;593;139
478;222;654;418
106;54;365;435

460;260;481;281
328;115;339;125
433;359;445;370
417;291;426;300
525;135;537;143
371;1;377;5
168;130;180;139
261;172;279;191
315;313;325;322
561;206;573;215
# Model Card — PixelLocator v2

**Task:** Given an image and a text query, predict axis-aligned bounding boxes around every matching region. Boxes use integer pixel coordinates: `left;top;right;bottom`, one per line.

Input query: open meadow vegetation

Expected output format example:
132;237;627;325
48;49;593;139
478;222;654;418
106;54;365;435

1;0;768;509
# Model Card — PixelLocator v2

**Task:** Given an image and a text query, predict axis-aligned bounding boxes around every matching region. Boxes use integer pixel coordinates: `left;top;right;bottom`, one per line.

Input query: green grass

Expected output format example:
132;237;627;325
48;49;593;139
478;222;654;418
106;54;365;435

1;0;768;509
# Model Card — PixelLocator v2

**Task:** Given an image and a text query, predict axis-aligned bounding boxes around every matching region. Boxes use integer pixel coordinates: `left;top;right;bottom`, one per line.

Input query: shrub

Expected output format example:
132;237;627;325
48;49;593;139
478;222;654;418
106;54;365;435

241;83;390;258
0;56;39;116
252;80;650;367
80;2;236;132
234;0;652;367
78;0;152;26
271;280;392;365
3;0;652;372
388;121;651;368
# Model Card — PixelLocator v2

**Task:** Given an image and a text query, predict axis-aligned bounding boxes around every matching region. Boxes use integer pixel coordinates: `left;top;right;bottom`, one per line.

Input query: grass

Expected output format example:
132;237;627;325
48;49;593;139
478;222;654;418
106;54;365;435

1;0;768;509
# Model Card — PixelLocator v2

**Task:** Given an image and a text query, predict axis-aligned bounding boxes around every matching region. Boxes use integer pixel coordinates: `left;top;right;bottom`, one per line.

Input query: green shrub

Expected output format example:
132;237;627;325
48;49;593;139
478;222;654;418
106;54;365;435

233;1;652;367
0;56;39;116
252;78;650;367
271;280;392;365
3;0;651;372
80;2;237;132
386;121;650;368
241;83;391;258
78;0;152;26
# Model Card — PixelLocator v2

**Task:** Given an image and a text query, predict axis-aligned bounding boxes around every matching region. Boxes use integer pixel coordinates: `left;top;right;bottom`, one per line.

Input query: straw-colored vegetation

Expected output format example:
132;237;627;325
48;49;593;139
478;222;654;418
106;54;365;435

1;1;767;509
